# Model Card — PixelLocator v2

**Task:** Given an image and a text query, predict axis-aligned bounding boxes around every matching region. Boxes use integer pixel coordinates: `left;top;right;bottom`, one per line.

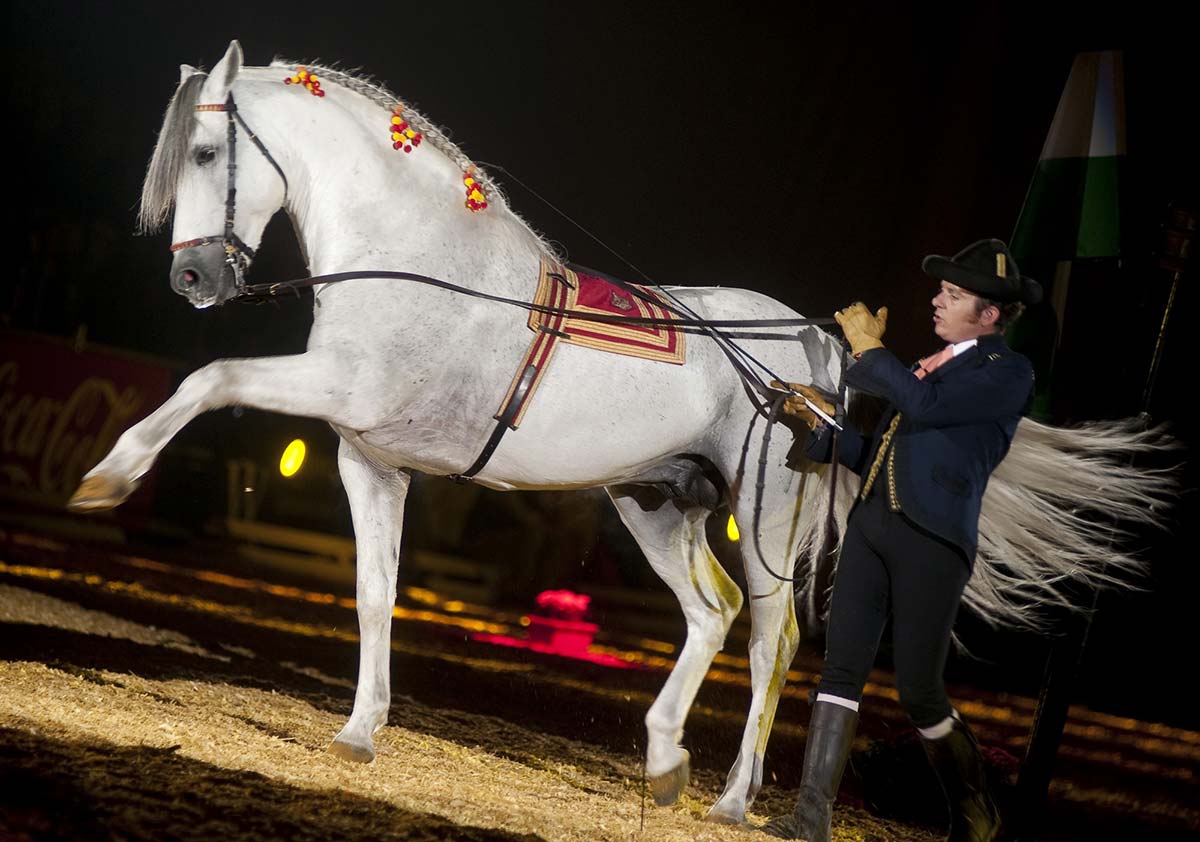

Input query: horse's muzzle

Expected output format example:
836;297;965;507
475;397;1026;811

170;245;241;308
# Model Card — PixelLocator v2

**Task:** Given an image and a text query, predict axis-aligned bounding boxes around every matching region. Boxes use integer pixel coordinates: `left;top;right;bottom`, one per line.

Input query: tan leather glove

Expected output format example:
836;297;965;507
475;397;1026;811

834;301;888;357
771;381;834;430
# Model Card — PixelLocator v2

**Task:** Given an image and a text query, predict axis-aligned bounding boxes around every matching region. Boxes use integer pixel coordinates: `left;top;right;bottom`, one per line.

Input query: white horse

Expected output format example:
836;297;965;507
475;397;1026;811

70;41;1174;824
68;40;855;823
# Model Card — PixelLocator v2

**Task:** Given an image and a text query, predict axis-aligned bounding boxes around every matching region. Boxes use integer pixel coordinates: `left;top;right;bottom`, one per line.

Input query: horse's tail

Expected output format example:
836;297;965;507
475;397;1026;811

966;415;1181;631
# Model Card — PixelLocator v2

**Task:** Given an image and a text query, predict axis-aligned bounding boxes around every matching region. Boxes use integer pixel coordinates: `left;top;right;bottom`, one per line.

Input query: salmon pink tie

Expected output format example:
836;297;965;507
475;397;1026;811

915;345;955;380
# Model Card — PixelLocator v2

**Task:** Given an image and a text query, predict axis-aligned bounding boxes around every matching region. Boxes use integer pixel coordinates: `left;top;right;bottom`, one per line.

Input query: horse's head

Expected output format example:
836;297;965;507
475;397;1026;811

142;41;287;308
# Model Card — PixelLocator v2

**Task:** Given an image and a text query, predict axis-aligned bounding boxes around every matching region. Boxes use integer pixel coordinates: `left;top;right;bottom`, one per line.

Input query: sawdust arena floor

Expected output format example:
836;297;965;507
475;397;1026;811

2;529;1196;841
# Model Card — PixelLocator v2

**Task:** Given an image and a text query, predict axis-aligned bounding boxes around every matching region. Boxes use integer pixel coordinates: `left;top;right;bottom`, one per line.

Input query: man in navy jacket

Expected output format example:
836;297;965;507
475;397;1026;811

766;239;1041;842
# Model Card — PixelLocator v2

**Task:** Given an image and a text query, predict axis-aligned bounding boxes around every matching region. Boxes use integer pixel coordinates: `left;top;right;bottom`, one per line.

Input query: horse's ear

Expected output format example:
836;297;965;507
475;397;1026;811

179;64;200;85
203;40;243;101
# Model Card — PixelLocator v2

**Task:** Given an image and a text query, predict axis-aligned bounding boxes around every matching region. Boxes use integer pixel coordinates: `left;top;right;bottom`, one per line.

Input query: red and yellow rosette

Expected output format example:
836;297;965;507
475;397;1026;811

388;104;423;153
283;66;325;97
464;166;487;212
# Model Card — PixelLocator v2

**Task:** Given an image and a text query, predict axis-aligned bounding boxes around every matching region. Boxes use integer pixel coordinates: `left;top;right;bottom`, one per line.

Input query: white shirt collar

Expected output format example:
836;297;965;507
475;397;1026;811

949;338;978;357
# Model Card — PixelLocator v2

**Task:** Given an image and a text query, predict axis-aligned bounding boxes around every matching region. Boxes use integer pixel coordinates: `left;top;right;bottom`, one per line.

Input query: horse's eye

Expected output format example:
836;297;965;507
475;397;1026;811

194;146;217;166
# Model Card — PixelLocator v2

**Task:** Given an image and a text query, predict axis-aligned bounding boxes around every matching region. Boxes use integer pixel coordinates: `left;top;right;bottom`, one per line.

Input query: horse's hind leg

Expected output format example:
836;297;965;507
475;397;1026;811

606;487;743;807
707;452;806;824
328;438;410;763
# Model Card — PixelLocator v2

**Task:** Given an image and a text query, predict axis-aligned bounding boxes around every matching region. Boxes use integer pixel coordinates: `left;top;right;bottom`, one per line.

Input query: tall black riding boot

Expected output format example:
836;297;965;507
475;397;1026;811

919;711;1002;842
763;700;858;841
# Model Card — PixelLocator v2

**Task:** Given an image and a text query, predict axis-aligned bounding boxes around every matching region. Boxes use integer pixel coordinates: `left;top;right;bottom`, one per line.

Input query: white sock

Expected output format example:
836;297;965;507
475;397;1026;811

917;715;956;740
816;693;860;713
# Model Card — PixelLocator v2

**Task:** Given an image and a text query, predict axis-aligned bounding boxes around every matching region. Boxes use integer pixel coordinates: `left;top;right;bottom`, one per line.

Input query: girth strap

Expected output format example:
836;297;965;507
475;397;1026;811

450;363;539;483
450;265;577;482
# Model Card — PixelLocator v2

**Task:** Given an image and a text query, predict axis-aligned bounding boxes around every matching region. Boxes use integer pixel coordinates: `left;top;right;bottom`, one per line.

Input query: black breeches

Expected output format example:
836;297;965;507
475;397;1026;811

816;490;972;728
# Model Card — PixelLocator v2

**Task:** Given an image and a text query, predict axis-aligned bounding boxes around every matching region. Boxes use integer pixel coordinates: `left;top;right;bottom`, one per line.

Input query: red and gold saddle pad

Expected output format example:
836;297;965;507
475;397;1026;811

529;262;686;364
494;260;686;428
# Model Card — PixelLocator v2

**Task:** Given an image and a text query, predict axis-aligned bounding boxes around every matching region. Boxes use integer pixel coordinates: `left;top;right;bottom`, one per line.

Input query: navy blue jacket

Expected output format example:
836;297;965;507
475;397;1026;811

807;333;1034;564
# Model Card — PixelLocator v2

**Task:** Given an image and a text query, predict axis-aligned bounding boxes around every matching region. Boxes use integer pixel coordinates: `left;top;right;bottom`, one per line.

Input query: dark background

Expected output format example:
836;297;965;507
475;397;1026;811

4;2;1198;729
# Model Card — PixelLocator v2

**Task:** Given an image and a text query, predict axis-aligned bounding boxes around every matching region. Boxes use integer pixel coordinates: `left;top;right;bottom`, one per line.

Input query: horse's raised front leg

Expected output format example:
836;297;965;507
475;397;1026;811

328;438;410;763
68;353;368;511
606;488;743;808
706;458;805;824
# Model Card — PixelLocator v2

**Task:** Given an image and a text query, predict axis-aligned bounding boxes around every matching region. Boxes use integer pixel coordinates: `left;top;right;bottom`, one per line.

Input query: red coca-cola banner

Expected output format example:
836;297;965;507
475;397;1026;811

0;331;174;511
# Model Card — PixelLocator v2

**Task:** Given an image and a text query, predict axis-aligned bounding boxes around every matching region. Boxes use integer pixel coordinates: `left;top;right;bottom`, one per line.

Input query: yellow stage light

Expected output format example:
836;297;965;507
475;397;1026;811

279;439;307;477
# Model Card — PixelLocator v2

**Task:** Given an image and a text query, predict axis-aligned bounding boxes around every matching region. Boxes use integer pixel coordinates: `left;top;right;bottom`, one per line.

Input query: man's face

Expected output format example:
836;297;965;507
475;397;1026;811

931;281;997;343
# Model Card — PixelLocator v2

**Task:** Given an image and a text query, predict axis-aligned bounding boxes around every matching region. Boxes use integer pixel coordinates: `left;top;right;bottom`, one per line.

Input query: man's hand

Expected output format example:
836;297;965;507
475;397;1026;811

771;381;834;430
835;302;888;356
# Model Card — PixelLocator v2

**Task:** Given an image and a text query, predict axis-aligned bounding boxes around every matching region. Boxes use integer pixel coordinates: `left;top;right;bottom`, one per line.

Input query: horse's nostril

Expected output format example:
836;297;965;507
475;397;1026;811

181;269;199;286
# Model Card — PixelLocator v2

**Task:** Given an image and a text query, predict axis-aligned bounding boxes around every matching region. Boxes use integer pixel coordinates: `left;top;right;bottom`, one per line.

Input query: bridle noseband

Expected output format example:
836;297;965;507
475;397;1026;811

169;93;289;291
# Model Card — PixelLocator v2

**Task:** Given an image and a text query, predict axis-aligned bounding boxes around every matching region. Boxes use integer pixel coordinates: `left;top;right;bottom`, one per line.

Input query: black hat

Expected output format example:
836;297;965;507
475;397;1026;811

922;238;1042;305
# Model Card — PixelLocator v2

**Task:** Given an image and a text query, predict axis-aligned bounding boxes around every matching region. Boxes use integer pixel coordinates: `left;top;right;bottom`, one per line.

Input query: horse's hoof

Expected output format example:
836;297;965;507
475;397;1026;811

704;804;745;825
67;474;135;512
327;737;375;763
647;751;690;806
758;813;799;838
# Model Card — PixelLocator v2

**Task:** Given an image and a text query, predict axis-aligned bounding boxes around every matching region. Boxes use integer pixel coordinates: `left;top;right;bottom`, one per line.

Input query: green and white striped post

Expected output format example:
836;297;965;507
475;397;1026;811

1009;50;1127;840
1008;50;1126;420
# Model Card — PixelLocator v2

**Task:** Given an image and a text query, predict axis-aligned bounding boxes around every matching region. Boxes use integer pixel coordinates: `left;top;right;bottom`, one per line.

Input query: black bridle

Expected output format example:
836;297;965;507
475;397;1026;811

169;94;289;291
